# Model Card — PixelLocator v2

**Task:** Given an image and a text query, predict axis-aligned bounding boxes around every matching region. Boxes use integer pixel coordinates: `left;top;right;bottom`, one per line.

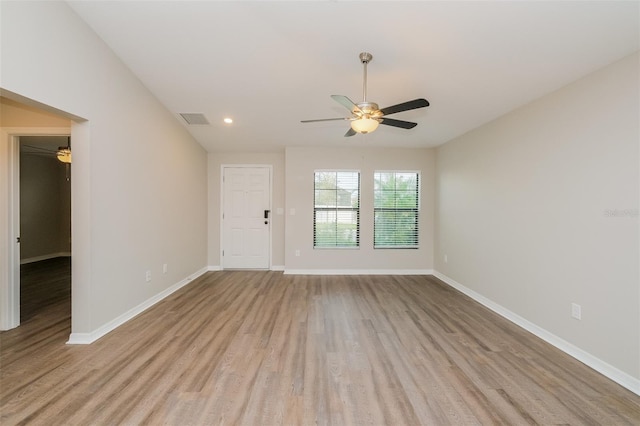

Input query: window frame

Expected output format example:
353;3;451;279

313;170;360;249
373;170;420;249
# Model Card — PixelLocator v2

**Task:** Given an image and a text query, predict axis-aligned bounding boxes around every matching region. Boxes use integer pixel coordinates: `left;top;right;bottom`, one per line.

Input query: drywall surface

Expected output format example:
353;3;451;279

436;53;639;379
285;146;435;272
1;1;207;334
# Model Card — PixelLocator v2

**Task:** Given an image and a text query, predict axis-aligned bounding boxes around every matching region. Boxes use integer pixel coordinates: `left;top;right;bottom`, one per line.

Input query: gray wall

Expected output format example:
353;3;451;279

207;148;436;273
19;150;71;261
435;53;639;380
285;146;435;272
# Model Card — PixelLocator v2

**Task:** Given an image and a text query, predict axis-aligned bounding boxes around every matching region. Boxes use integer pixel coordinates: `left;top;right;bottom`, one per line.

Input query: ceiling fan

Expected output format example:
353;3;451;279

301;52;429;137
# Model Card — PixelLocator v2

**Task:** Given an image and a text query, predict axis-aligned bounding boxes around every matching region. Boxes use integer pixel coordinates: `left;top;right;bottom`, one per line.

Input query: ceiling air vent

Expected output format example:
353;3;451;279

179;113;210;125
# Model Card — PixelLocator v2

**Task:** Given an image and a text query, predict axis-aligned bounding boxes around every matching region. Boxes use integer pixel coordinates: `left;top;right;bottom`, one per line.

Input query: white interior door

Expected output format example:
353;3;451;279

222;166;271;269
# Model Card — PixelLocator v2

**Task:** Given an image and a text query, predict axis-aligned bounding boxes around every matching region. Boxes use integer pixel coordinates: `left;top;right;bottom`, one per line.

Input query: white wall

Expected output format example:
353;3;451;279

285;146;435;272
435;53;639;382
208;151;286;269
1;1;207;336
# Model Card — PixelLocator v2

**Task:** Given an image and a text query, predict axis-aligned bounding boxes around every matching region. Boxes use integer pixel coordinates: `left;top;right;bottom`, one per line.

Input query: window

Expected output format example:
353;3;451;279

374;171;419;248
314;171;360;248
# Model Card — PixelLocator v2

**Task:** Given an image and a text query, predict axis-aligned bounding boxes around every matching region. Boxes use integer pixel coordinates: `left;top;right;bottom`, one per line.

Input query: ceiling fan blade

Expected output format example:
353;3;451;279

301;117;350;123
331;95;362;113
379;98;429;116
344;128;357;137
380;117;418;129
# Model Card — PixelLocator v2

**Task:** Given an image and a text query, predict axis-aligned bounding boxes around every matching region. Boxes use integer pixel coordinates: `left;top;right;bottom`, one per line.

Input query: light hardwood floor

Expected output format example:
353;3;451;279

1;269;639;425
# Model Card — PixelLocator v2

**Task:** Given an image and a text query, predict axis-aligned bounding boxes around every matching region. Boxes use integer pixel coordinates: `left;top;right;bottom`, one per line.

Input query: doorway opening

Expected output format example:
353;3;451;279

1;91;88;340
19;136;71;323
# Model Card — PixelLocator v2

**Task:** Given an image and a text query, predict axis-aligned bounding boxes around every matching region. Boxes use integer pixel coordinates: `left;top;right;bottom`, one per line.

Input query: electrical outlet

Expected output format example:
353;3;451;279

295;250;300;257
145;270;152;282
571;303;581;320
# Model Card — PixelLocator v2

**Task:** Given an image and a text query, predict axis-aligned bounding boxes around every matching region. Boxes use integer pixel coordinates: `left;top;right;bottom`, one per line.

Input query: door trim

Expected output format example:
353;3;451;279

220;164;273;270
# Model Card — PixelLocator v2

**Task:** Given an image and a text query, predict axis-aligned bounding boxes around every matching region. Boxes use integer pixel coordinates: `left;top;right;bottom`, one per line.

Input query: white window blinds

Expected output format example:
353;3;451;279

314;171;360;248
374;171;419;248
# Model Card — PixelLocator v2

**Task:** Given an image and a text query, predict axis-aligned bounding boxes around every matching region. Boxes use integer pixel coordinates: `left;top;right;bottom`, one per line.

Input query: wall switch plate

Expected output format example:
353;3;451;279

146;270;152;282
295;250;300;257
444;254;448;263
162;264;168;274
571;303;581;320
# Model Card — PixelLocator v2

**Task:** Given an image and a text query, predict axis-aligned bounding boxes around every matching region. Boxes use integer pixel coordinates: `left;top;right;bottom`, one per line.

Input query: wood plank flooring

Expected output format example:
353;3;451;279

1;270;639;425
19;257;71;322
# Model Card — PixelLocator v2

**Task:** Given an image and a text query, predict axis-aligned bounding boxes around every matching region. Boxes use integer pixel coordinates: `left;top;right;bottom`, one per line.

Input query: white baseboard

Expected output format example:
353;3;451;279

284;269;434;275
67;266;208;345
208;265;285;272
20;252;71;264
432;271;640;396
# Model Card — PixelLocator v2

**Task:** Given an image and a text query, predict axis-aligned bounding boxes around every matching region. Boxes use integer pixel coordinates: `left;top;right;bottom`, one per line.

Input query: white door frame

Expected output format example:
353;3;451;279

1;127;71;330
220;164;272;269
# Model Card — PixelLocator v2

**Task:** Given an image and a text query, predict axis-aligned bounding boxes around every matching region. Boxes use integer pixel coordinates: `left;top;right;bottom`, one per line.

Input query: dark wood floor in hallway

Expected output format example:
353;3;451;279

19;257;71;323
1;269;639;425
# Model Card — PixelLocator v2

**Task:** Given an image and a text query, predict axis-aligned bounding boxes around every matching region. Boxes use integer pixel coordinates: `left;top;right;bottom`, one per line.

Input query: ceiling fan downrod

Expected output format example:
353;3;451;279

360;52;372;103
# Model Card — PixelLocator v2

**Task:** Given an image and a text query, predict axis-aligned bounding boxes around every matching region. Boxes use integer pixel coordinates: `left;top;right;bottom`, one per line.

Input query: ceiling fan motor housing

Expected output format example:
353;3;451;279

354;102;382;119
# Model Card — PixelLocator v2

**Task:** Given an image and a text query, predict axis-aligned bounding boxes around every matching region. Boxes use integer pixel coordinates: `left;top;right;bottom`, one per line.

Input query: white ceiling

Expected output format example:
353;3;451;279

68;1;639;152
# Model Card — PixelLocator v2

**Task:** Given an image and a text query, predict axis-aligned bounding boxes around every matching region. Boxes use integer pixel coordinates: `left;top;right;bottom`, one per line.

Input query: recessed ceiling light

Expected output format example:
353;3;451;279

223;117;233;124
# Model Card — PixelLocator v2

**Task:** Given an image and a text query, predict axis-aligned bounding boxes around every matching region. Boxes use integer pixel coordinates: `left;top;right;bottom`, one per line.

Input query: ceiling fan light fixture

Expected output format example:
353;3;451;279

57;147;72;164
350;117;380;134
